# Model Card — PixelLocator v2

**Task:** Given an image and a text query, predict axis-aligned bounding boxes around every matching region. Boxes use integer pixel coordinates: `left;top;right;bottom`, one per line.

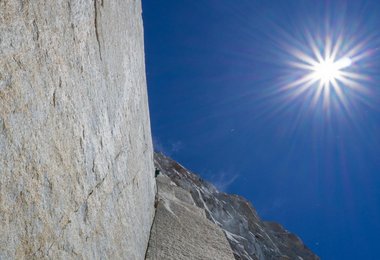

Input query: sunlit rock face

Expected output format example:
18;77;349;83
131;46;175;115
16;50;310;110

145;174;235;260
0;1;155;259
154;153;319;260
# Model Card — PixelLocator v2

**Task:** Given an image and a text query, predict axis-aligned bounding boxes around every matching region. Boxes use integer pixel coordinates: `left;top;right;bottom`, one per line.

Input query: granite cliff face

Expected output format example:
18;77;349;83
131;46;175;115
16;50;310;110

0;1;155;259
153;153;319;260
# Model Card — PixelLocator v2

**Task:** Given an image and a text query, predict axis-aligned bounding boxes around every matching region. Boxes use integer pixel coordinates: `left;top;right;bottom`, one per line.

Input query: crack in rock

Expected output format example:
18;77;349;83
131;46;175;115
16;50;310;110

94;0;102;61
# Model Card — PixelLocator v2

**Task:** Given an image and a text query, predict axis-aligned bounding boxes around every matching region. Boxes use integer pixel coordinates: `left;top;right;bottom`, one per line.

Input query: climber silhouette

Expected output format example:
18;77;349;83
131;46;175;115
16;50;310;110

155;168;160;177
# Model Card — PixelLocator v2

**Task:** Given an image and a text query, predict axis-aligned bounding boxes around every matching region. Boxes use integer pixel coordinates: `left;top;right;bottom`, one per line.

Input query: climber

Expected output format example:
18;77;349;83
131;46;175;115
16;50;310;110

155;168;160;177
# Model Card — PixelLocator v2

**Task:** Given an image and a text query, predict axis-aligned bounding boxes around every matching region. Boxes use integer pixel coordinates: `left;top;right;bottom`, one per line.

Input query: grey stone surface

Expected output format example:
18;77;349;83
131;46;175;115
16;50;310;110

0;1;155;259
154;153;319;260
146;174;235;260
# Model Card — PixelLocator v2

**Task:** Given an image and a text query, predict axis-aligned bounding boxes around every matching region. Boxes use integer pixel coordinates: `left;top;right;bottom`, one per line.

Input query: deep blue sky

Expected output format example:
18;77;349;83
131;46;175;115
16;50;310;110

142;1;380;259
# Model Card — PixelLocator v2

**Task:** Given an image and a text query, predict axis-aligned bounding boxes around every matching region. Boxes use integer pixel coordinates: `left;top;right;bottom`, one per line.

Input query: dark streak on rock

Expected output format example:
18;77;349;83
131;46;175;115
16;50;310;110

32;245;42;257
94;0;102;61
115;148;126;161
32;20;39;42
95;175;106;189
92;158;95;172
83;202;89;223
52;90;56;107
12;56;23;69
1;119;5;132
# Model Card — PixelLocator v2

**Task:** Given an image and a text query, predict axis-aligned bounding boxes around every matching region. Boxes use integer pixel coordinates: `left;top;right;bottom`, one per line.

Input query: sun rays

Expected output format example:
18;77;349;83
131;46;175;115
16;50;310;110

281;33;371;111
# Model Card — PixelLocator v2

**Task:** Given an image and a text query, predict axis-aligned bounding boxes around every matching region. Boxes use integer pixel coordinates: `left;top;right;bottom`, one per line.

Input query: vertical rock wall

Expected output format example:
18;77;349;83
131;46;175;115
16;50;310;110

0;1;155;259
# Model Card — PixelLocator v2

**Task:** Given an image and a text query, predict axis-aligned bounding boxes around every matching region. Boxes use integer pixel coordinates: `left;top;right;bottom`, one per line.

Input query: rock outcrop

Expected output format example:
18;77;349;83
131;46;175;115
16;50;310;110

154;153;319;260
0;1;155;259
145;174;235;260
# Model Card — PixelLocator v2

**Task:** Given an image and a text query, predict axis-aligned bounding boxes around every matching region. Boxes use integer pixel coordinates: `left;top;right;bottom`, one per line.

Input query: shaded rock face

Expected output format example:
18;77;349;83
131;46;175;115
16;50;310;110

0;1;155;259
154;153;319;260
146;174;235;260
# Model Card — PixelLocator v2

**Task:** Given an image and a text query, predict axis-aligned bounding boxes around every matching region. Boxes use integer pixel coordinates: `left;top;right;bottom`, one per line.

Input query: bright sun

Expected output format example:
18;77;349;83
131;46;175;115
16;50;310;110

311;57;352;87
284;35;369;108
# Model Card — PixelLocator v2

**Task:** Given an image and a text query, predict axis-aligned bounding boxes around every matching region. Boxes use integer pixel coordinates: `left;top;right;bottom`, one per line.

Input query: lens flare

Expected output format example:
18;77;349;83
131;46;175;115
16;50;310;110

282;34;371;110
311;57;352;86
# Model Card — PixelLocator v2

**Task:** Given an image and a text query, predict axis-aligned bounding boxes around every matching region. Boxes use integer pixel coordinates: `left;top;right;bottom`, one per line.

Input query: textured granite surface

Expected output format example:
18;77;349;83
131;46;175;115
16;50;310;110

146;174;235;260
0;1;155;258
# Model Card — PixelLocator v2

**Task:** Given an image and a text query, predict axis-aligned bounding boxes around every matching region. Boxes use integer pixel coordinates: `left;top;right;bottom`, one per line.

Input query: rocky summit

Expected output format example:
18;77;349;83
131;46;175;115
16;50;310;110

152;153;319;260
